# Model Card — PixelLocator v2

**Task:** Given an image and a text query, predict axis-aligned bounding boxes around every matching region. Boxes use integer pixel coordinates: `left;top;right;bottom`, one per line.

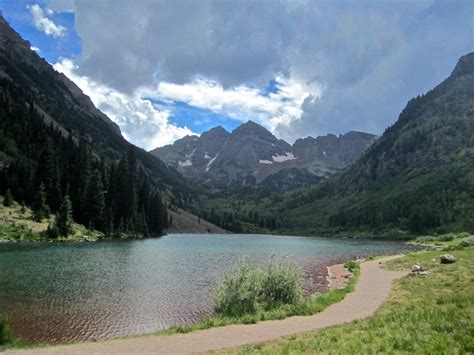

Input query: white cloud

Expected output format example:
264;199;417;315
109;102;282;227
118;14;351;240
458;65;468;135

53;59;195;149
142;76;322;138
26;4;67;38
30;46;40;52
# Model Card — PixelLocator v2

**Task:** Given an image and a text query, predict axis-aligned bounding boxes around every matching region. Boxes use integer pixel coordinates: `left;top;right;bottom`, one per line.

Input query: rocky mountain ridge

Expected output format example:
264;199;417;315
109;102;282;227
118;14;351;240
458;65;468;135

151;121;378;189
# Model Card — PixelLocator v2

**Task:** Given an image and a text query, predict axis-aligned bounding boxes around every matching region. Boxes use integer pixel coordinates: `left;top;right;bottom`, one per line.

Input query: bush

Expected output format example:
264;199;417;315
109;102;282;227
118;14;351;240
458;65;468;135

344;260;360;273
214;258;302;317
214;260;262;316
459;235;474;247
260;258;302;309
0;315;13;346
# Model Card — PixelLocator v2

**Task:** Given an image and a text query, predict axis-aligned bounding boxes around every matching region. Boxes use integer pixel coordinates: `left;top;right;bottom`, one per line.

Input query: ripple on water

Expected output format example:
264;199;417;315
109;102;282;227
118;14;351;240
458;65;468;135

0;234;422;343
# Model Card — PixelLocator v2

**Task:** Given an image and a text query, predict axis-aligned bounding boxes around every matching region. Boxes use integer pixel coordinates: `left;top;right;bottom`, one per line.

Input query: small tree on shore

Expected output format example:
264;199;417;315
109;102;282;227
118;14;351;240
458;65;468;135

55;195;73;237
3;189;13;207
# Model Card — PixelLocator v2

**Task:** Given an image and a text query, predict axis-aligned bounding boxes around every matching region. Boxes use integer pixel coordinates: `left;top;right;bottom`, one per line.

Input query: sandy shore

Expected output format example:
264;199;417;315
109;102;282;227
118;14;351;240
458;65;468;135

326;262;353;289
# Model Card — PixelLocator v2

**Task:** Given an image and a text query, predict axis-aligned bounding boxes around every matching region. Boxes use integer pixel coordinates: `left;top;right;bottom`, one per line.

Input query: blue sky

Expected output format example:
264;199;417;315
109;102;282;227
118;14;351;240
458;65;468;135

0;0;80;62
1;1;473;149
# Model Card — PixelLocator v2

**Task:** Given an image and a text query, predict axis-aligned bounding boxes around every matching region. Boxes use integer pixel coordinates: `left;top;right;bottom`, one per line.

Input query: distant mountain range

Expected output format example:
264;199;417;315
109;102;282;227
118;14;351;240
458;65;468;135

150;121;377;190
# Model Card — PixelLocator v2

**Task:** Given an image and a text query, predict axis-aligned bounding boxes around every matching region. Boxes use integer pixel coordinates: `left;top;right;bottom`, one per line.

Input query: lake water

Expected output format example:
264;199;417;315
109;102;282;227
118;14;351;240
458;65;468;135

0;234;421;344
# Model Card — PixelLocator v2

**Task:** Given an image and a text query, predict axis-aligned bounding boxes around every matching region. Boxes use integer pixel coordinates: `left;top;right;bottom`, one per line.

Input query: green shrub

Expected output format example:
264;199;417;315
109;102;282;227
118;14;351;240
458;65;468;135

260;258;302;309
214;258;303;317
0;315;13;346
214;260;262;316
459;236;474;247
344;260;360;273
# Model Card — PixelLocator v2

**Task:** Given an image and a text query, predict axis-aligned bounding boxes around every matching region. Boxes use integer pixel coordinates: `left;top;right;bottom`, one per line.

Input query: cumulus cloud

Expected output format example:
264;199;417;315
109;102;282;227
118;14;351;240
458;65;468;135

27;4;67;38
53;59;195;149
142;76;322;138
45;0;474;142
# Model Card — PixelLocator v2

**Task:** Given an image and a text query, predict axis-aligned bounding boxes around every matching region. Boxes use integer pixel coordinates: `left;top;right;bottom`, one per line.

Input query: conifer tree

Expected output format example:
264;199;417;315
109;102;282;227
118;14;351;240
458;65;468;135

3;188;13;207
55;195;73;237
32;183;49;222
82;170;105;230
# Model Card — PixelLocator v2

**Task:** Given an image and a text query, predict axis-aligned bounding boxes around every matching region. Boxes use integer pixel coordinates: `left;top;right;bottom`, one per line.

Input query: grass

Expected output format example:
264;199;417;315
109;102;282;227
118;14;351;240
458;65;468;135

154;260;360;336
0;197;103;242
214;258;303;317
411;232;473;247
231;247;474;354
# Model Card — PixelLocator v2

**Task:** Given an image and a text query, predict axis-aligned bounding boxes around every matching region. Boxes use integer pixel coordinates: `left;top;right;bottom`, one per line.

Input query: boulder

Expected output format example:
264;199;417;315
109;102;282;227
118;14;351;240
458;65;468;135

440;254;456;264
411;264;423;272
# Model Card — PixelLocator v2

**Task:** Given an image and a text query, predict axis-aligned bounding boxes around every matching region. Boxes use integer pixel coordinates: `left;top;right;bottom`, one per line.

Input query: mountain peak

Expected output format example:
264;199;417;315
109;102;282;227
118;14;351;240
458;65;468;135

206;125;229;135
233;120;269;135
451;52;474;78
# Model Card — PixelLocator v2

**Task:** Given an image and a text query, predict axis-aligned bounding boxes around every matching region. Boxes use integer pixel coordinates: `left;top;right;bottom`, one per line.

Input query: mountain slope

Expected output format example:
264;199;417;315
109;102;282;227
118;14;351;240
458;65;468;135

275;52;474;234
0;14;190;199
151;121;377;189
0;14;219;236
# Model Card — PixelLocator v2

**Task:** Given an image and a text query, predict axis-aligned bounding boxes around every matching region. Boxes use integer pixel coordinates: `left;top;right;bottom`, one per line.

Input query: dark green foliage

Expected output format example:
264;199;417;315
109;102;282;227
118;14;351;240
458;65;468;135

55;195;73;237
3;188;13;206
32;183;49;222
81;170;105;231
0;315;13;346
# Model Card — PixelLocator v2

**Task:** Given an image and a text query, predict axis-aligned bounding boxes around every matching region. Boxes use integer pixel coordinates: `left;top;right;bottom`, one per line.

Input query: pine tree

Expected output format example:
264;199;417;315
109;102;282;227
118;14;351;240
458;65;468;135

3;188;13;207
55;195;73;237
32;183;49;222
82;170;105;230
36;141;62;211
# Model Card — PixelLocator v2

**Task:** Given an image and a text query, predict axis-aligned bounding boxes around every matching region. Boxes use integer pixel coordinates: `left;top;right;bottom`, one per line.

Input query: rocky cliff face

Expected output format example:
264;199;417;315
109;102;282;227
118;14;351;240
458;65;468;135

151;120;377;189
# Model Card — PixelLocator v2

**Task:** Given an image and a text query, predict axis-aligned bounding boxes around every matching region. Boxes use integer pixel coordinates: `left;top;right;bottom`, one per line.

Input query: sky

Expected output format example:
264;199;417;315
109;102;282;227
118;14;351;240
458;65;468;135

0;0;473;150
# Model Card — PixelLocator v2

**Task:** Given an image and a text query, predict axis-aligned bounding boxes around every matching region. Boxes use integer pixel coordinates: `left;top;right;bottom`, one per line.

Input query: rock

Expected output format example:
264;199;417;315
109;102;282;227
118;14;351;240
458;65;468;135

440;254;456;264
411;264;423;272
419;271;430;276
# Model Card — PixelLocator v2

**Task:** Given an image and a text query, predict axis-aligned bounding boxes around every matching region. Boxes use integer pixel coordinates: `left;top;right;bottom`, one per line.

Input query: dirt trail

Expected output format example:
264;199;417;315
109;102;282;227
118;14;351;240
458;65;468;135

7;255;407;355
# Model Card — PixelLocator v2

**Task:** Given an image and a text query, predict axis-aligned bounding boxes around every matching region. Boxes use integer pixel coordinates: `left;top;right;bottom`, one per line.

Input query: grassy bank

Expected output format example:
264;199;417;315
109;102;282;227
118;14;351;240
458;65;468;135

0;198;101;242
232;246;474;354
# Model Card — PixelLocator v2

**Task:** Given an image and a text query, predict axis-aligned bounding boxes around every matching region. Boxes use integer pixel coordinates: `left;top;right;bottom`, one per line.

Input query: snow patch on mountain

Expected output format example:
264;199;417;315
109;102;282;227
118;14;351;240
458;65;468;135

272;152;297;163
206;154;218;171
178;159;192;167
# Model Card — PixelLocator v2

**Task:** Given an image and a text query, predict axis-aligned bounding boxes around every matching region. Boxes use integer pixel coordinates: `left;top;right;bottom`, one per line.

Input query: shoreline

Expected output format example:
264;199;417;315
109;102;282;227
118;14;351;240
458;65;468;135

326;262;353;290
0;243;419;347
4;254;409;354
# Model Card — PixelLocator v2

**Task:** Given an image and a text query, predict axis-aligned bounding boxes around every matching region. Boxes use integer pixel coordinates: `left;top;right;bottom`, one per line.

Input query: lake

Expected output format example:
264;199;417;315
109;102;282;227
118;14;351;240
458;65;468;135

0;234;421;344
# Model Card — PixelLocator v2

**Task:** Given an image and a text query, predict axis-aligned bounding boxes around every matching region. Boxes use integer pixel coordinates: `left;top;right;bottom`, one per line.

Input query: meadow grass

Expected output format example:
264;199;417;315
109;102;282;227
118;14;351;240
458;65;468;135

0;198;103;242
231;247;474;354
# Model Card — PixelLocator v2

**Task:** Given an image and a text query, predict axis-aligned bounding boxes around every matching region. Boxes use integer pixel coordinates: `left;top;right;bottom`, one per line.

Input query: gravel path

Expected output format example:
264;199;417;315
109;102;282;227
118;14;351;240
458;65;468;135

6;255;407;355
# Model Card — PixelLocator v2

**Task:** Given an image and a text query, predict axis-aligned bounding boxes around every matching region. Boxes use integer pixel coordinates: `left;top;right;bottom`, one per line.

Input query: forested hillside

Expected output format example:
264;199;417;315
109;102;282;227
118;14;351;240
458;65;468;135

0;14;192;237
0;79;167;236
